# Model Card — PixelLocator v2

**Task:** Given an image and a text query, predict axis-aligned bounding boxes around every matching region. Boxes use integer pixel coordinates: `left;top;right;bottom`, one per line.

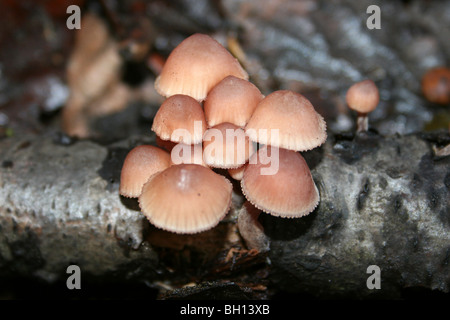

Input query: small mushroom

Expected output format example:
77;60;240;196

203;122;255;169
245;90;327;151
138;164;233;234
345;80;379;133
63;13;123;138
155;33;248;102
204;75;264;128
241;146;319;218
151;94;206;145
119;145;171;198
421;67;450;105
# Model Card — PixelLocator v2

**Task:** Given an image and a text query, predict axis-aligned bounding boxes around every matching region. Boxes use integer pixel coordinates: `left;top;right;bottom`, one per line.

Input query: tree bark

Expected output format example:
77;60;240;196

0;130;449;299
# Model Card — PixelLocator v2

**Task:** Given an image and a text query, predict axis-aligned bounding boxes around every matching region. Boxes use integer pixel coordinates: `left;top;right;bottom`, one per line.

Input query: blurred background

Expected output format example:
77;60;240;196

0;0;449;144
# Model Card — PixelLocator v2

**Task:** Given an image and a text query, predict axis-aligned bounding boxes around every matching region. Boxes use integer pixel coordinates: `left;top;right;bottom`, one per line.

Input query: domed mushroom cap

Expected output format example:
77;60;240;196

119;145;171;198
203;122;255;169
421;67;450;105
241;146;319;218
245;90;327;151
204;75;264;127
170;143;208;167
345;79;379;114
138;164;233;234
155;33;249;102
151;94;206;145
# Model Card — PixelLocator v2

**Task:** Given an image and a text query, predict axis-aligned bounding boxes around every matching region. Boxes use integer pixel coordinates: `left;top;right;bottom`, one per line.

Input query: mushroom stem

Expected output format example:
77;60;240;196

237;202;270;252
356;112;369;133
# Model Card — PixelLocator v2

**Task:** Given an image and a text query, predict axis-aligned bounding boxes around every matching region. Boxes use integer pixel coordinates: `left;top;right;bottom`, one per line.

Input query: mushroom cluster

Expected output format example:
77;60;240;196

120;33;327;235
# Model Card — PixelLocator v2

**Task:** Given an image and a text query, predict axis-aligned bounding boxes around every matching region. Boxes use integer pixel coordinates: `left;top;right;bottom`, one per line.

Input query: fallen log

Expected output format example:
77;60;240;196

0;130;448;299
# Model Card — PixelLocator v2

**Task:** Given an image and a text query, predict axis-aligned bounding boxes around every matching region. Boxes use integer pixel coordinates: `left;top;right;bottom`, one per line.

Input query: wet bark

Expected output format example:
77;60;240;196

0;130;448;299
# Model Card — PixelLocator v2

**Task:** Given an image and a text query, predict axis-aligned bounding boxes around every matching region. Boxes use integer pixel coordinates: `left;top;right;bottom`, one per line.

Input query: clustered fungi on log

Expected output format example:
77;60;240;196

1;0;449;300
0;130;448;299
119;33;328;244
